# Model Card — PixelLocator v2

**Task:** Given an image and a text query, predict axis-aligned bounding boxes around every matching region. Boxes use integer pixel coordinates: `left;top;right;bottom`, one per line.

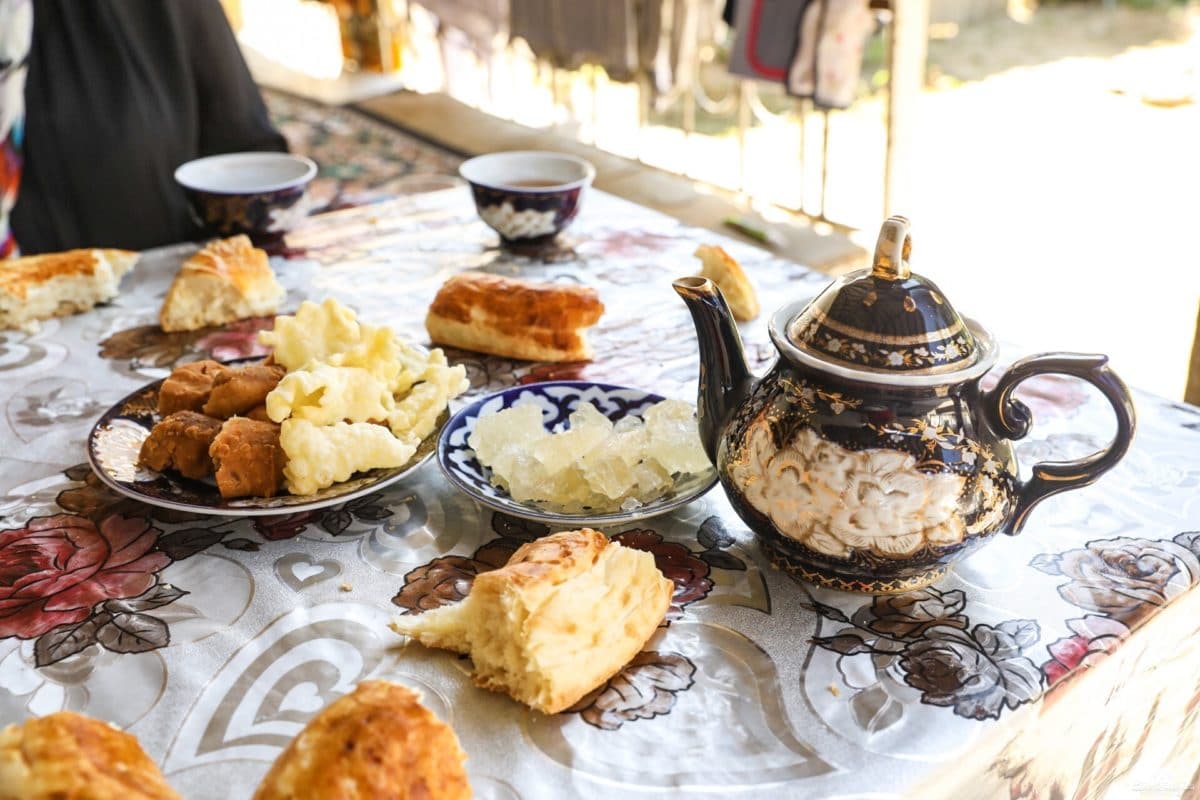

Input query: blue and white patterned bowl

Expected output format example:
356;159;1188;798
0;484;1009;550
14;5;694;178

437;381;718;527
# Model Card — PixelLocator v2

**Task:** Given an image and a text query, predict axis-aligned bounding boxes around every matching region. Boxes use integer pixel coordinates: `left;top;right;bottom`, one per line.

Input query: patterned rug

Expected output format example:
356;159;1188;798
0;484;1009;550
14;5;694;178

263;89;463;212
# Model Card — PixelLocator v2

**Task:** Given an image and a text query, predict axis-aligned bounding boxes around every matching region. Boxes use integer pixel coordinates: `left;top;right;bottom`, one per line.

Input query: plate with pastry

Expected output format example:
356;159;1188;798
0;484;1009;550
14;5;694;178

437;380;718;527
87;298;468;516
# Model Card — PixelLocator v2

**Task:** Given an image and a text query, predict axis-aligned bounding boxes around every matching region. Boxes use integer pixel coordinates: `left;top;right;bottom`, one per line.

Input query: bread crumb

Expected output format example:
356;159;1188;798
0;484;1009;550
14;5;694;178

828;683;840;697
340;582;353;592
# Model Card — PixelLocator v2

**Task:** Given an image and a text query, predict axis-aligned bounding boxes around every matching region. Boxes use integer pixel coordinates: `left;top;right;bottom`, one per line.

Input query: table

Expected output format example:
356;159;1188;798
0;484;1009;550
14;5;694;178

2;186;1200;799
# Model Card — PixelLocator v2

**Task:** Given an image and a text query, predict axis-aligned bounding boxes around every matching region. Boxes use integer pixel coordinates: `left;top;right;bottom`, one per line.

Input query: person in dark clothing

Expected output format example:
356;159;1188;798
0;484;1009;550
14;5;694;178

11;0;288;254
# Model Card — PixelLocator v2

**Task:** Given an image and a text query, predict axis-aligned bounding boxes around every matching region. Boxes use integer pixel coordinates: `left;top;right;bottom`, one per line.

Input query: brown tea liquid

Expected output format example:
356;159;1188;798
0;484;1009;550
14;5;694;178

507;179;563;188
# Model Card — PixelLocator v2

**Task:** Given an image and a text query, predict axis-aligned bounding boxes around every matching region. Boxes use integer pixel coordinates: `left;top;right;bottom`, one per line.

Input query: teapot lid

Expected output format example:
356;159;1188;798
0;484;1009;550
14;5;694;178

786;216;979;376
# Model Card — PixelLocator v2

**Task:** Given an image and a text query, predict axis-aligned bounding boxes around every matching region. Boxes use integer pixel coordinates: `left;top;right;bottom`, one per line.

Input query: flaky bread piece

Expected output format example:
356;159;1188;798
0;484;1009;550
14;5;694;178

0;711;180;800
694;244;759;321
252;681;470;800
0;249;137;331
426;271;604;362
159;235;284;332
391;529;672;714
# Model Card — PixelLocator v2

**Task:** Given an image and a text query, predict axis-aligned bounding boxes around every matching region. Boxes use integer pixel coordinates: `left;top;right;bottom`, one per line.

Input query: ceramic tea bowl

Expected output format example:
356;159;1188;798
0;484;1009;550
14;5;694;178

459;151;595;244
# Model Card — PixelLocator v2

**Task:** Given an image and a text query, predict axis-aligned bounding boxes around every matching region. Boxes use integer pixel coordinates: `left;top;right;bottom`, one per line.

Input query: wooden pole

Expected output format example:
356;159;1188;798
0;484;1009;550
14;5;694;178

884;0;930;218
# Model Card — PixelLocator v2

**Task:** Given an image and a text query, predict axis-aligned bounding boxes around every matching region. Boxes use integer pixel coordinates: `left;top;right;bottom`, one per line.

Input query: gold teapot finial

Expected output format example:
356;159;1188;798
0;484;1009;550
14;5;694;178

872;215;912;280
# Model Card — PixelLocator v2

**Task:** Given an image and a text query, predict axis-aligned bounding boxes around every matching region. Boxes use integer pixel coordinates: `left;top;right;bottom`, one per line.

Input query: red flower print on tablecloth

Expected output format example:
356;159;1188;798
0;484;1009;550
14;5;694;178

0;514;169;640
1041;615;1129;687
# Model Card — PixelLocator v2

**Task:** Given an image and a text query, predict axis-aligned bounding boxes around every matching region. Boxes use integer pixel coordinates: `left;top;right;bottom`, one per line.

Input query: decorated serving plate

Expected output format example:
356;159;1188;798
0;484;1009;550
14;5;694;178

437;381;718;527
87;375;445;517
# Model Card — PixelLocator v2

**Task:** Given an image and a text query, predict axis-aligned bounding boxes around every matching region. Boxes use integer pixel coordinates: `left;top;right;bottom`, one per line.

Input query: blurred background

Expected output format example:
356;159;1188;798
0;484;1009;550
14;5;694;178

224;0;1199;402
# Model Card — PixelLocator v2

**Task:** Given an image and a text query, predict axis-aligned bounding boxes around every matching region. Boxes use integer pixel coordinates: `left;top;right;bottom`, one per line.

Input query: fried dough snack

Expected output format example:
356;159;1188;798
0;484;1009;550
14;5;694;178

138;411;223;480
209;417;287;498
202;364;286;419
157;360;229;416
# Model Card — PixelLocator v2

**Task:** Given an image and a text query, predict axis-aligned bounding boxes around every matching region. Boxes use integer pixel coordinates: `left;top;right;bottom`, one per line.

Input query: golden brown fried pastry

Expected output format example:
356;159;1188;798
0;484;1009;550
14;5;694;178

202;364;286;419
0;711;180;800
391;529;672;714
0;249;138;332
209;417;286;498
694;244;759;321
426;271;604;362
138;411;223;480
159;235;285;332
157;359;229;416
245;404;272;422
252;681;470;800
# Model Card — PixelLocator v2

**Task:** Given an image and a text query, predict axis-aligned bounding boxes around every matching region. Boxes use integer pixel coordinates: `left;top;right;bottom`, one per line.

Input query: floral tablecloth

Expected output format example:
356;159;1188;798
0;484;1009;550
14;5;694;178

2;186;1200;799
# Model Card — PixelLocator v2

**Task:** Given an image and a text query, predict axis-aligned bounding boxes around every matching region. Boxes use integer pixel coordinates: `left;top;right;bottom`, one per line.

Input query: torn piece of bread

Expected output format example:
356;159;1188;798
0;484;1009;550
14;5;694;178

390;529;672;714
0;711;180;800
159;235;284;332
694;244;759;321
426;271;604;362
252;681;470;800
0;249;138;331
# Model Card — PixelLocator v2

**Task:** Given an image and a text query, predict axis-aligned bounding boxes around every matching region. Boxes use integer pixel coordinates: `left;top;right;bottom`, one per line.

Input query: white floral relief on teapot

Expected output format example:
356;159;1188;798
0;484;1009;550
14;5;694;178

729;419;968;558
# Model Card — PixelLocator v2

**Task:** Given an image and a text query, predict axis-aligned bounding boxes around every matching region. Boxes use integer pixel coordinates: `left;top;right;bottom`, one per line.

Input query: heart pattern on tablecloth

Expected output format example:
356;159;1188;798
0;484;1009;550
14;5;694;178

274;553;342;591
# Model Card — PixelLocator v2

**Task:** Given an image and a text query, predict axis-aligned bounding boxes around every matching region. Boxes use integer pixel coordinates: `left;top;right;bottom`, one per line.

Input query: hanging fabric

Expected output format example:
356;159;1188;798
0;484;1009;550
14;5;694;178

728;0;812;83
786;0;876;109
415;0;510;59
509;0;638;80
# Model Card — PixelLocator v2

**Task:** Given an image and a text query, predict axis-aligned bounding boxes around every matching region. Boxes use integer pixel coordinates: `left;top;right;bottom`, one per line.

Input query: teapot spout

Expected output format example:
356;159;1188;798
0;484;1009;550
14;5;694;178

673;277;756;464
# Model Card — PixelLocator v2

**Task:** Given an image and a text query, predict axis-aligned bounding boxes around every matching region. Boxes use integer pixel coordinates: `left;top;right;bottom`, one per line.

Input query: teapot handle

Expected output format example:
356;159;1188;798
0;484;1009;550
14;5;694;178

982;353;1136;535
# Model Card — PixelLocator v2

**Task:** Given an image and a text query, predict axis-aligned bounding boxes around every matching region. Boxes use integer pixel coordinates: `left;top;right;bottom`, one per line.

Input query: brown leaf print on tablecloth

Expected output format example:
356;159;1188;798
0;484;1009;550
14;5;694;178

899;621;1043;720
99;316;274;370
392;513;545;613
567;651;697;731
393;556;495;613
56;464;204;525
863;588;968;639
808;587;1044;721
34;580;185;666
253;512;321;542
